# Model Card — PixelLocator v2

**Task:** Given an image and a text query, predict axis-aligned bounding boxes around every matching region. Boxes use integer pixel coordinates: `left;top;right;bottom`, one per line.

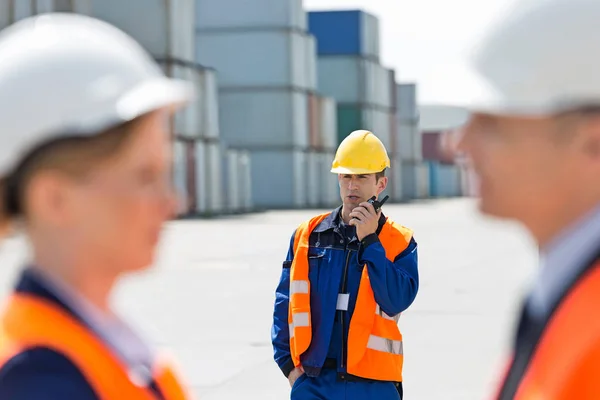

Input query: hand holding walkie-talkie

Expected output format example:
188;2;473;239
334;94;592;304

349;195;389;241
367;194;389;213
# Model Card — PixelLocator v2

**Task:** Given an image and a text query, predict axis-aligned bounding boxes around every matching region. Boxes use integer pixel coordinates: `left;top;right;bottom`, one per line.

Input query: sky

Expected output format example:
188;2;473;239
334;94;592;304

303;0;519;104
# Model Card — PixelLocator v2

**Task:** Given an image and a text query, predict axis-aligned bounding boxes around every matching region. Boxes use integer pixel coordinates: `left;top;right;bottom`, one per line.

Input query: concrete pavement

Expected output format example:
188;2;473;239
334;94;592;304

0;198;538;399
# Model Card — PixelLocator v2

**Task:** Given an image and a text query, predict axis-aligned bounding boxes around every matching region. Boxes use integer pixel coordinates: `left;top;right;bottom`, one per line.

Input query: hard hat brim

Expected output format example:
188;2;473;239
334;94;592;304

116;76;195;121
420;59;571;120
330;166;388;175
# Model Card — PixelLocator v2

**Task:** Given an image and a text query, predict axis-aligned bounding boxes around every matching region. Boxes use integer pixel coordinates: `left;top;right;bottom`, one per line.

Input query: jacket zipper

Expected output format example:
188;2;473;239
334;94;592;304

339;249;352;370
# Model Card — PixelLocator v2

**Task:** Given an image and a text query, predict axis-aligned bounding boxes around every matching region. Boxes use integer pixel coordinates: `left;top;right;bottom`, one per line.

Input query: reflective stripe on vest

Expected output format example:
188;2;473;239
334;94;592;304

502;261;600;399
289;212;413;382
0;294;192;400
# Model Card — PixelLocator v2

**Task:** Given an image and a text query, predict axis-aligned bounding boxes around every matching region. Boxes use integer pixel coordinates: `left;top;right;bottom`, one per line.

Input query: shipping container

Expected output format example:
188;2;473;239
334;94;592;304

389;112;398;157
319;96;338;151
397;83;418;121
305;34;318;91
238;150;253;211
195;0;306;31
428;161;461;197
389;70;398;110
158;60;220;139
193;140;208;214
247;148;306;208
401;161;429;200
308;93;320;148
317;56;391;109
1;0;93;29
397;120;422;161
306;151;320;207
196;30;316;90
422;131;456;163
336;104;393;150
389;158;403;202
218;89;308;148
199;141;224;214
222;149;241;212
90;0;195;61
308;10;379;60
319;152;340;207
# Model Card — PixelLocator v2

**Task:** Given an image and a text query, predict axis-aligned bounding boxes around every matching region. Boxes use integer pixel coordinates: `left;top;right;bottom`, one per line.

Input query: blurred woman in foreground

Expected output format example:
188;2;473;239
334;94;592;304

0;13;195;399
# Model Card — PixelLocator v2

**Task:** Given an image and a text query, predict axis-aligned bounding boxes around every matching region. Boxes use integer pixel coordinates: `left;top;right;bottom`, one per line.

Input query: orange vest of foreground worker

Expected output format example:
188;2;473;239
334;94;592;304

0;294;191;400
497;260;600;399
289;212;412;382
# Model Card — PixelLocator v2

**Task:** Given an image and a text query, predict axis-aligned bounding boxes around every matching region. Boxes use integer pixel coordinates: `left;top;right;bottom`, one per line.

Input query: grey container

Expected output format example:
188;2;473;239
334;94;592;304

196;0;306;31
389;157;403;202
317;56;392;109
319;152;339;207
397;83;418;121
401;161;429;200
194;140;224;214
221;149;242;212
319;96;338;151
196;30;317;91
248;149;307;208
218;88;308;148
397;120;422;162
362;107;393;153
90;0;195;61
158;60;220;139
306;151;321;208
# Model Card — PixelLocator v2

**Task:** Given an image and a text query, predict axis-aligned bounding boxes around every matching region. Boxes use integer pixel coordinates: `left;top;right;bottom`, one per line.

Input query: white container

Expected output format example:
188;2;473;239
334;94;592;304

218;89;308;148
90;0;195;61
397;83;418;121
397;121;422;162
193;140;208;214
306;151;320;208
173;140;189;214
320;152;339;207
317;56;389;109
319;96;337;151
238;150;253;211
196;30;315;90
195;0;306;31
247;149;306;208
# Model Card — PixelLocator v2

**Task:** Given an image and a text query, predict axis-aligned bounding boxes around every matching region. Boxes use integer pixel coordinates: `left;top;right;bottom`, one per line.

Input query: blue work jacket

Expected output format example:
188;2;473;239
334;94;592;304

271;206;419;379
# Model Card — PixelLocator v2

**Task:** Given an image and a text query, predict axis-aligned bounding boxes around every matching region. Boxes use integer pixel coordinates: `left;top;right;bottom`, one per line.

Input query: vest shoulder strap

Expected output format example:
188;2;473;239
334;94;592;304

292;212;331;253
0;294;190;400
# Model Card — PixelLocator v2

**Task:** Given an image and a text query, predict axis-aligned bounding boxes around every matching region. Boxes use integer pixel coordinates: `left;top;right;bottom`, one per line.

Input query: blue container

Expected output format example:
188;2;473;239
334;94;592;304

428;161;439;197
308;10;379;59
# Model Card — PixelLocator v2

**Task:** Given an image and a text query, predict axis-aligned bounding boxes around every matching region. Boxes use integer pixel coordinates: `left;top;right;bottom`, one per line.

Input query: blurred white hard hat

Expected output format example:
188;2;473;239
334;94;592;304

423;0;600;117
0;12;194;176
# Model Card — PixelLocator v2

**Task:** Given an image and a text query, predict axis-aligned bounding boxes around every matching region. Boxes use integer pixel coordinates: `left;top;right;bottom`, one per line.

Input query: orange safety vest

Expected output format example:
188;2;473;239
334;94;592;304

288;212;413;382
498;260;600;399
0;293;193;400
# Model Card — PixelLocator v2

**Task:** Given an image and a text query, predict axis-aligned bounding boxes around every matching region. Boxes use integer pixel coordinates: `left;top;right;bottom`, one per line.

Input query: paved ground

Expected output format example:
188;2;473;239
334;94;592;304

0;198;538;399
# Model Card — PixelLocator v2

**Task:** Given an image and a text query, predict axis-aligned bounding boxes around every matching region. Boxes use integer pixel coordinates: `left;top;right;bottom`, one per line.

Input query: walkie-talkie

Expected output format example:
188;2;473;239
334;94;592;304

368;194;389;213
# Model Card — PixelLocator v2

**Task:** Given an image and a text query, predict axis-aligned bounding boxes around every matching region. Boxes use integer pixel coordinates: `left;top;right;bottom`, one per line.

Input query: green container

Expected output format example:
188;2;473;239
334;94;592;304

337;104;365;144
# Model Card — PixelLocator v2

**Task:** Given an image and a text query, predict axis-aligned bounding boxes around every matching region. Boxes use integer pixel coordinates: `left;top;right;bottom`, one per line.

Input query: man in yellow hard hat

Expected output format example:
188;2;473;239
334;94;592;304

271;130;419;400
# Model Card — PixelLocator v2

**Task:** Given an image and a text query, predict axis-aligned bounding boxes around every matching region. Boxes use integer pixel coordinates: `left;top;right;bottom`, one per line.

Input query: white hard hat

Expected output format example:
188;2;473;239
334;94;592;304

0;13;194;176
423;0;600;116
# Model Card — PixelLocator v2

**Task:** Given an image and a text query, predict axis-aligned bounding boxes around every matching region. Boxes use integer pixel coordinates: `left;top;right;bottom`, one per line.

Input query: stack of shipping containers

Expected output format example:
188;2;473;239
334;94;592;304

397;83;429;200
307;10;399;201
195;0;319;209
422;131;463;198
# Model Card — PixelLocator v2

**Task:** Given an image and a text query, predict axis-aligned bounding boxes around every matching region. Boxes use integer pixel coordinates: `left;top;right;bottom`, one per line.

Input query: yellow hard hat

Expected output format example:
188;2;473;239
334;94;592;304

331;130;390;174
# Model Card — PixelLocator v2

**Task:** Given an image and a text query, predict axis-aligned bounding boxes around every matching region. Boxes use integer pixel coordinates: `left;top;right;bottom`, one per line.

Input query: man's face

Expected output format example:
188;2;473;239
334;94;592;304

457;111;599;230
338;173;387;209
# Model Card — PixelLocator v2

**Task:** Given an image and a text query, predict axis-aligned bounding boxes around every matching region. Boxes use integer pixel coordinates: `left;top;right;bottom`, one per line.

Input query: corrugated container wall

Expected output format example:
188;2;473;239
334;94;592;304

397;83;418;121
1;0;93;29
218;89;308;148
398;122;422;161
90;0;195;61
319;96;338;151
196;31;316;91
195;0;306;30
317;57;391;109
308;10;379;60
248;149;307;208
202;141;224;214
306;151;321;207
158;60;220;139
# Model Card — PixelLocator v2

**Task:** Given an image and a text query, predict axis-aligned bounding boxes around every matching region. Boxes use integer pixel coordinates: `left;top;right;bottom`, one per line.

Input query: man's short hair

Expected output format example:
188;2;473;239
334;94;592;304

375;169;386;181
